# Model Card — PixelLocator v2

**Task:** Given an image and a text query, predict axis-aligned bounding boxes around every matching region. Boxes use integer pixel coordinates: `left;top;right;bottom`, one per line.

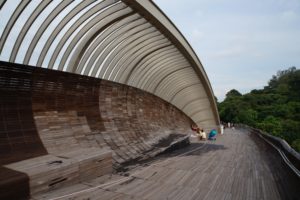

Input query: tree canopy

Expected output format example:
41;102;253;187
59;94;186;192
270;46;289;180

218;67;300;152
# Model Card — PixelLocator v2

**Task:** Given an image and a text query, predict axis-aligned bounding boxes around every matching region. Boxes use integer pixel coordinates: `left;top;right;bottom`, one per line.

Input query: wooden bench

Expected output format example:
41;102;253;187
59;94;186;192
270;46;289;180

5;148;112;196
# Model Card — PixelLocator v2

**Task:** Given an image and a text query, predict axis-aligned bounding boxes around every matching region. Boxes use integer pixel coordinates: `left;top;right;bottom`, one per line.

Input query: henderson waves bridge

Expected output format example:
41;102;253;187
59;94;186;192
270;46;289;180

0;0;299;199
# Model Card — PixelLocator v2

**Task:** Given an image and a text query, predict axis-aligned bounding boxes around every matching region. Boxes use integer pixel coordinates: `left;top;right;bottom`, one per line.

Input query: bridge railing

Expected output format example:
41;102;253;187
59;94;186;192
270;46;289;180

237;124;300;176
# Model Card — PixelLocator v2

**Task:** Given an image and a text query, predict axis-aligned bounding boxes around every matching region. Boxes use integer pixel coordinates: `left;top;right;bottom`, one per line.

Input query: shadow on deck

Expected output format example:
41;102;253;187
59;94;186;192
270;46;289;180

33;128;300;200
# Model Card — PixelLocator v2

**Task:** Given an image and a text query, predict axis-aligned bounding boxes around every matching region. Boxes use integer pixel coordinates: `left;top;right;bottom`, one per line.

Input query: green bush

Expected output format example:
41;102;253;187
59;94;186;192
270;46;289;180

291;139;300;153
218;67;299;152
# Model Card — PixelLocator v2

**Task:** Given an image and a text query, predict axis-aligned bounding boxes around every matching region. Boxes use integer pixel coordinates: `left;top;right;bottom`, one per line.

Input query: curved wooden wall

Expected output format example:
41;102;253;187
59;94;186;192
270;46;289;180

0;61;193;166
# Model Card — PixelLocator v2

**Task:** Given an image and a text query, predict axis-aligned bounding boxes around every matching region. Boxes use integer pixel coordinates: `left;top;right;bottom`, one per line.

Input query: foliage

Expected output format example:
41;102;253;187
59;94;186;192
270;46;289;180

218;67;300;152
291;139;300;153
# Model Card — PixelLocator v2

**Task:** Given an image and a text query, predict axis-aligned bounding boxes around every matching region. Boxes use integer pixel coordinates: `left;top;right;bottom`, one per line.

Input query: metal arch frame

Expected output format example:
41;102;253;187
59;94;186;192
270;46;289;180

101;28;162;80
96;29;163;79
143;64;190;92
122;0;220;128
135;54;186;88
47;0;119;70
61;4;132;72
148;66;190;93
80;22;117;74
195;112;214;124
67;7;136;73
167;82;201;103
193;111;215;123
116;43;173;84
23;0;74;65
0;0;30;54
80;18;144;75
114;44;179;84
172;84;206;110
180;97;208;111
138;58;188;90
37;0;98;67
0;0;6;10
168;82;202;103
133;48;182;79
195;118;216;126
85;21;153;78
173;89;207;109
108;36;170;82
183;100;211;117
77;14;143;74
131;51;185;86
181;98;210;114
125;47;180;85
123;45;176;83
189;108;212;119
101;28;165;80
156;81;201;103
154;75;199;100
9;1;52;62
154;69;199;98
104;28;162;80
82;19;151;76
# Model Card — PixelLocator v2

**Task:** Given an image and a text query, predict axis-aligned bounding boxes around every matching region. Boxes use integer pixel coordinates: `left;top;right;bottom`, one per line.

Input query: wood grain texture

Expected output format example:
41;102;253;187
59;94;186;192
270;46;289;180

0;61;194;198
40;128;299;200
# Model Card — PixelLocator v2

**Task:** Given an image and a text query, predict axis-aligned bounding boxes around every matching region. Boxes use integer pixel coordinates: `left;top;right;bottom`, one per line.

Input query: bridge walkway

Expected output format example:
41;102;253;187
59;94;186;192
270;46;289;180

33;128;300;200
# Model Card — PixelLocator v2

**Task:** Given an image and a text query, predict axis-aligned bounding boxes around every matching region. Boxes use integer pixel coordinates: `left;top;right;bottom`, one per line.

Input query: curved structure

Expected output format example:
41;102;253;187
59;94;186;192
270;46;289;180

0;0;220;130
0;0;221;198
1;1;300;200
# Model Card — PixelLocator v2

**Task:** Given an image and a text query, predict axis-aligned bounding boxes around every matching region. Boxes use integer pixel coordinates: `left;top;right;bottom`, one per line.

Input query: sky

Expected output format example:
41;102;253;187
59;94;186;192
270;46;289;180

153;0;300;101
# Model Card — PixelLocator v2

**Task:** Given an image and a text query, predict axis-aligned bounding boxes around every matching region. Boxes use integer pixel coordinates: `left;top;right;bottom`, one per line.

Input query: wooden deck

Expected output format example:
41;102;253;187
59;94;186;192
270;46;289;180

33;128;300;200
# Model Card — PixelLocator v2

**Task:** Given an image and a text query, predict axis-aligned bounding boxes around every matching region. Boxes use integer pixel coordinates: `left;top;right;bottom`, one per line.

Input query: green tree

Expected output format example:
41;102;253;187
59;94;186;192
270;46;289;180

218;67;300;152
237;109;258;127
257;116;283;137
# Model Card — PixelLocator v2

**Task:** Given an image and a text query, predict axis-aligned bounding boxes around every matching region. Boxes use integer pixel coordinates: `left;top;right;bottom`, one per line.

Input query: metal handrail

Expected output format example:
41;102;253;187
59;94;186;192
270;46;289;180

238;124;300;178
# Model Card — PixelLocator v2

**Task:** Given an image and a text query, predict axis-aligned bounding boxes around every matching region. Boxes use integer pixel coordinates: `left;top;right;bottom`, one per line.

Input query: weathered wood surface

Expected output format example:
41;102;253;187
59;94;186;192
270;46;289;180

32;128;300;200
6;148;112;196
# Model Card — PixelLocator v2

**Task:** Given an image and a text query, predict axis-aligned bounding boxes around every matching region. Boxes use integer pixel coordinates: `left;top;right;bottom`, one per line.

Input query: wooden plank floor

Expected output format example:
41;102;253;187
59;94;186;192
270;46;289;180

33;128;300;200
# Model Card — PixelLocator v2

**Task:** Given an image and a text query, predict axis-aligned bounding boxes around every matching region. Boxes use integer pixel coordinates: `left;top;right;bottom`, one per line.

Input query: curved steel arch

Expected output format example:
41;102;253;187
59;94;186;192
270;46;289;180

124;45;175;83
82;20;150;74
78;14;143;74
125;46;179;84
110;36;170;82
0;0;220;131
88;22;153;78
169;82;202;103
37;0;98;67
98;27;161;78
62;4;132;72
9;1;51;63
48;0;119;70
23;0;74;65
184;100;211;117
96;30;164;78
154;69;199;96
149;66;190;93
173;88;207;108
138;59;188;90
144;64;190;92
0;0;30;54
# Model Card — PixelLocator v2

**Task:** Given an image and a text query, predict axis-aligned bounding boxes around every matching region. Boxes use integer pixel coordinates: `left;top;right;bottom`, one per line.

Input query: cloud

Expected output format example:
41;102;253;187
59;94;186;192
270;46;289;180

154;0;300;101
213;46;244;58
280;10;300;22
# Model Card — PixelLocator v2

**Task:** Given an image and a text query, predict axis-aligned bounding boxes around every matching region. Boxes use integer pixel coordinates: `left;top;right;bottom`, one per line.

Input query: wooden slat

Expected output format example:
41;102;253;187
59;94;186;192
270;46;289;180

32;128;300;199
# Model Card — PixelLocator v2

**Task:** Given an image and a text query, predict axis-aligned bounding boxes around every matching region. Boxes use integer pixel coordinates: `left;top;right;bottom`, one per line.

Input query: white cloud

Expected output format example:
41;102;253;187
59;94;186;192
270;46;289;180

280;10;299;22
154;0;300;101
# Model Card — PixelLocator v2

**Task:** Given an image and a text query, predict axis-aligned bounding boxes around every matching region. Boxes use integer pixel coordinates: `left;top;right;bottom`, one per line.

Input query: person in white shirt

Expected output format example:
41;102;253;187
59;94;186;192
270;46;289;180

199;129;207;140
